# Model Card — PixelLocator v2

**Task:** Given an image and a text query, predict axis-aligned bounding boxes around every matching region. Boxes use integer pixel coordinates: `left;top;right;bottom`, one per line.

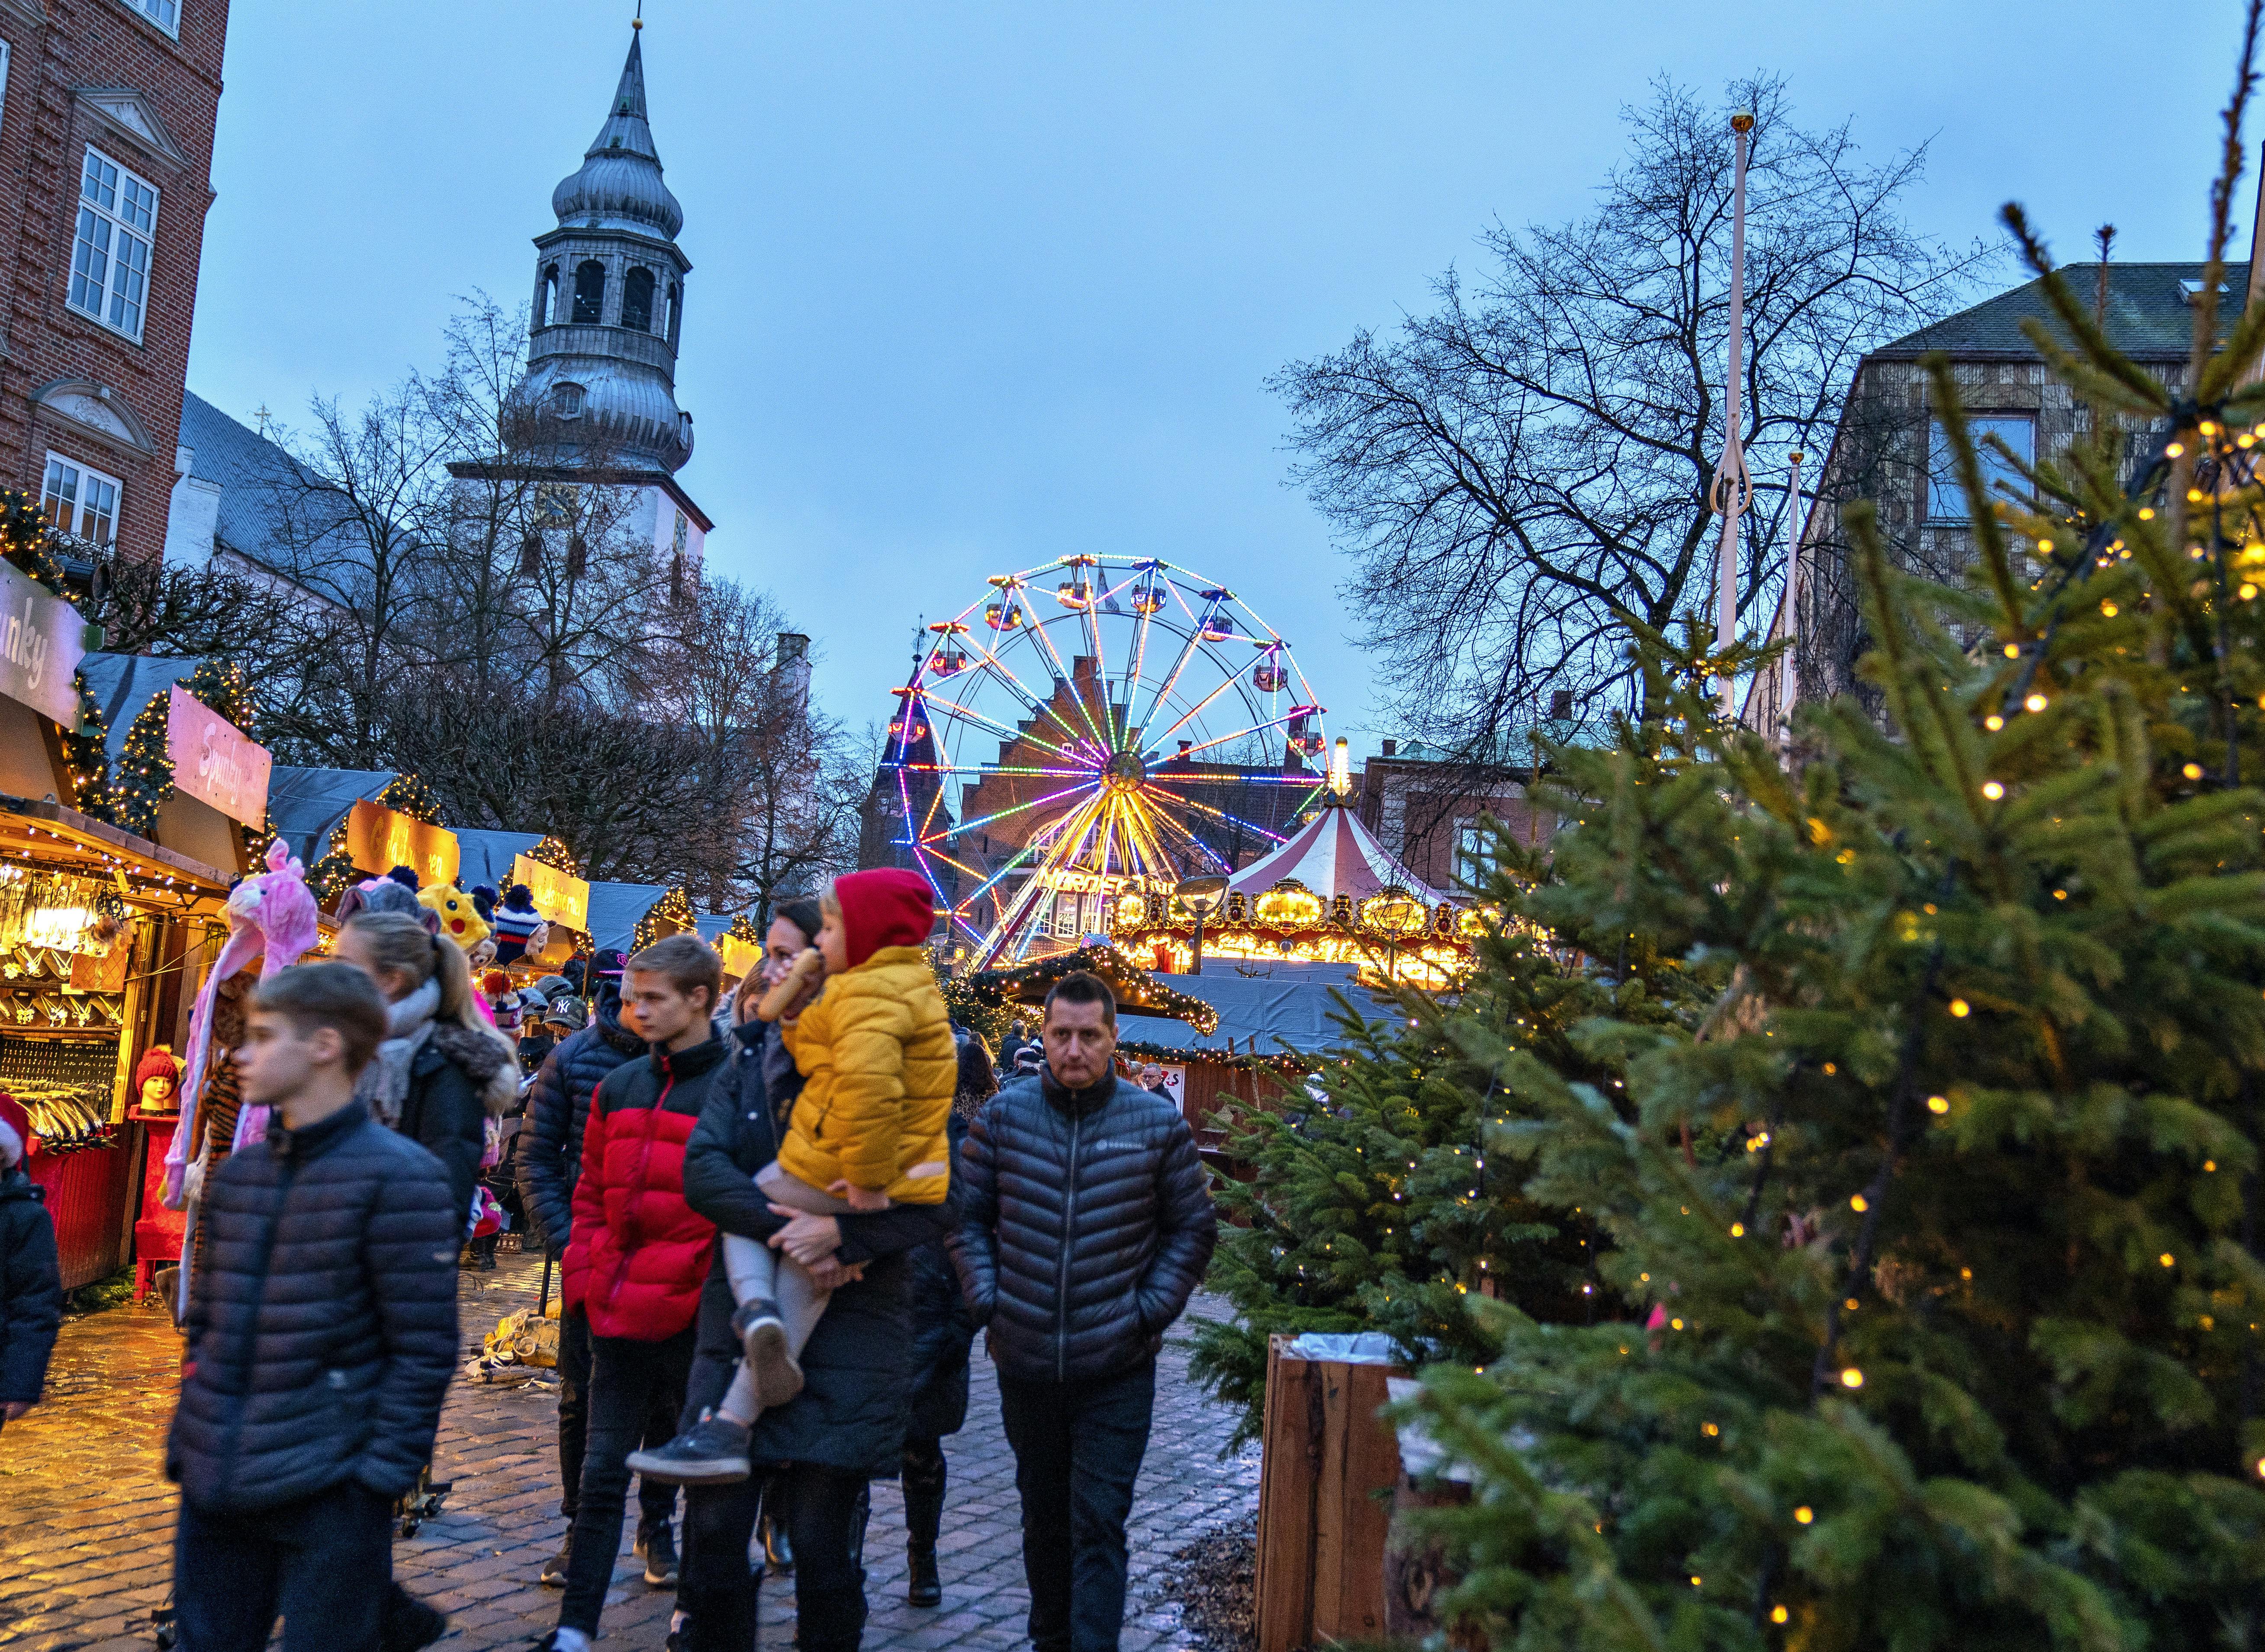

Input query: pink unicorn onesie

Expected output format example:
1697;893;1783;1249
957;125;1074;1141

162;842;321;1309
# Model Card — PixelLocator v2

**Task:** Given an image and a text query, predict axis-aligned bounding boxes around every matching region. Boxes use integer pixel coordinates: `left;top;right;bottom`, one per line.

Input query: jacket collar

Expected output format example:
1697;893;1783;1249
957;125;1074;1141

267;1097;370;1163
0;1165;41;1202
595;990;643;1058
1040;1066;1119;1118
652;1032;727;1081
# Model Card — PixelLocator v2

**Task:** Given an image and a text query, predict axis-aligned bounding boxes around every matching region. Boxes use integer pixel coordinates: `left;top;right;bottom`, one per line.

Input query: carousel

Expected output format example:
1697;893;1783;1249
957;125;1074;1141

1111;740;1480;991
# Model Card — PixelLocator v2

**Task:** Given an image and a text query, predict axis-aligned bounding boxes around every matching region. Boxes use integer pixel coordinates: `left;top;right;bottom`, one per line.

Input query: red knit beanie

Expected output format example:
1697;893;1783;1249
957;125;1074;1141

833;870;936;970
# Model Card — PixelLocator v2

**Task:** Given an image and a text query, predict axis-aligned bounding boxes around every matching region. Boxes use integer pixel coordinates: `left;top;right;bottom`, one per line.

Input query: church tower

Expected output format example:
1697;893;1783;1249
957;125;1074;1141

509;21;709;568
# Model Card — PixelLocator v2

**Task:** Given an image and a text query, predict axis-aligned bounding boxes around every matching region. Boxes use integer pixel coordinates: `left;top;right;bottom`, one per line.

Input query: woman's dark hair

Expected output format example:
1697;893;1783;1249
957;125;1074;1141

774;897;823;945
955;1035;998;1109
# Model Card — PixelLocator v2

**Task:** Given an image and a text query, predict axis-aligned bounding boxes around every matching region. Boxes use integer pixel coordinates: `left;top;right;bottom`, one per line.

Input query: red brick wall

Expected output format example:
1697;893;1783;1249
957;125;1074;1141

0;0;228;566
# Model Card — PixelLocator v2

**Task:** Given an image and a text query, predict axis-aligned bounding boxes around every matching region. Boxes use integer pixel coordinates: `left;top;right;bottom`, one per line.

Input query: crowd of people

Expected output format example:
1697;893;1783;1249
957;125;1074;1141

0;866;1220;1652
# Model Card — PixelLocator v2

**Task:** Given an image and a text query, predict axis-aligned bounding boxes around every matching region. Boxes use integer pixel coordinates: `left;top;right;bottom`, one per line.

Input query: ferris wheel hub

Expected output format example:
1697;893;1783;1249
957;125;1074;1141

1101;749;1146;791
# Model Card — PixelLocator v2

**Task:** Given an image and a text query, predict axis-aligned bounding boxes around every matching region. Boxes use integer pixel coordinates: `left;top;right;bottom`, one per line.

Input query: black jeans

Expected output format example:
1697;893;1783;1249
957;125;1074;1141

680;1462;871;1652
998;1359;1156;1652
559;1327;697;1635
556;1301;679;1526
173;1481;393;1652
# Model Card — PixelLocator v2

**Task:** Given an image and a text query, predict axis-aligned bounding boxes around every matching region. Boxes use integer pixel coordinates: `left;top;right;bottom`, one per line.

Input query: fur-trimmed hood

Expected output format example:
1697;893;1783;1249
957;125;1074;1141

432;1022;521;1118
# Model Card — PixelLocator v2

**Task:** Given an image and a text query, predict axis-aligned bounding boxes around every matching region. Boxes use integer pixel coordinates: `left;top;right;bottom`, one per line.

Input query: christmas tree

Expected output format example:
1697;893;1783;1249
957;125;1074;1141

1388;40;2265;1644
1189;836;1695;1447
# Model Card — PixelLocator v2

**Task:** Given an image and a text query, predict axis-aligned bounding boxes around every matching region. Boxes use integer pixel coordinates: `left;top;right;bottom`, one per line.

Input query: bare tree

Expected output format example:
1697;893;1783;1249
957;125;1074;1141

1278;74;1992;746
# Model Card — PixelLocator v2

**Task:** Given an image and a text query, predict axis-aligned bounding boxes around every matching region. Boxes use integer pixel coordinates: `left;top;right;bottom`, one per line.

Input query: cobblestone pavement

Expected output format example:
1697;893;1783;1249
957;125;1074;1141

0;1250;1258;1652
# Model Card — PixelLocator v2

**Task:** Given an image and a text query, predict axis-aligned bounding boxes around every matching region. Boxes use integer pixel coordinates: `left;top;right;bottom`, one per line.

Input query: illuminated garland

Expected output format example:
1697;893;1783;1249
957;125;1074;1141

529;834;582;877
307;772;445;904
0;489;67;595
633;886;698;952
727;912;762;945
102;659;257;842
1111;1035;1316;1077
62;672;108;816
966;944;1221;1035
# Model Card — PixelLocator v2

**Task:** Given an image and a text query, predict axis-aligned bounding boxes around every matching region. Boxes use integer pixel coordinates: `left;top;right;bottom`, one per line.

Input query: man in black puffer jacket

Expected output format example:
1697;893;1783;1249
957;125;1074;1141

954;971;1216;1652
514;955;682;1588
166;963;458;1652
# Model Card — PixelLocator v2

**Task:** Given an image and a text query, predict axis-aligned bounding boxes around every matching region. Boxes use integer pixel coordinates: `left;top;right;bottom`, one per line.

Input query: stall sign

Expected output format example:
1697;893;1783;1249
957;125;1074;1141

718;934;763;982
1156;1064;1187;1110
0;559;86;726
511;854;589;935
345;799;459;887
166;687;272;826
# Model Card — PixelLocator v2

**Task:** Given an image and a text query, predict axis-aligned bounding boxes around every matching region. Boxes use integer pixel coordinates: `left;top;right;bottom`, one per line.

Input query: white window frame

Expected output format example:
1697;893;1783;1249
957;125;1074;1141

118;0;180;37
70;146;158;342
0;42;12;138
41;452;124;550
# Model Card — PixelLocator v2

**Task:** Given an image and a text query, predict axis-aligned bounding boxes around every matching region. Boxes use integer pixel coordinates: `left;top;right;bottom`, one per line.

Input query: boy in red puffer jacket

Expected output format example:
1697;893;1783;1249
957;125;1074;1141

543;935;725;1652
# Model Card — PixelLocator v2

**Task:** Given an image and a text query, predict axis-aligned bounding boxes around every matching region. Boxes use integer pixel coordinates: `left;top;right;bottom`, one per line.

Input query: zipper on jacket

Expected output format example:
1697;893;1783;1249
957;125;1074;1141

1057;1103;1080;1382
215;1149;300;1501
608;1062;676;1312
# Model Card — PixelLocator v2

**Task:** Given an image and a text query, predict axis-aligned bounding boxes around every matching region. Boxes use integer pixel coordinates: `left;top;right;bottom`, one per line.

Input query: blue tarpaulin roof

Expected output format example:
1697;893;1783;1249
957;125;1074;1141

261;766;397;864
583;881;673;955
1116;960;1391;1059
453;829;543;893
77;654;203;763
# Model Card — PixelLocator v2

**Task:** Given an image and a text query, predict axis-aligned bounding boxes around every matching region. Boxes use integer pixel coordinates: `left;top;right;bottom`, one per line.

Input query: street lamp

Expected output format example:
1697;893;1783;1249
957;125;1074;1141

1175;874;1229;976
1712;109;1756;718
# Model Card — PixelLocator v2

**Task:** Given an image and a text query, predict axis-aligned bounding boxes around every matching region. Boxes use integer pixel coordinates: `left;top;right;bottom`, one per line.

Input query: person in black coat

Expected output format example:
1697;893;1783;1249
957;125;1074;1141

512;950;684;1587
954;971;1216;1652
663;979;952;1652
897;1038;990;1607
0;1098;61;1433
165;962;459;1652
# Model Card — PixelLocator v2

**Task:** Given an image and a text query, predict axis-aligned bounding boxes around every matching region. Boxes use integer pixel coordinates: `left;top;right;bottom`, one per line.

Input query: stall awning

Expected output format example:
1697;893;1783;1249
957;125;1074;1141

0;793;232;909
454;829;544;891
1118;960;1390;1059
265;767;398;865
584;881;674;955
967;945;1221;1035
76;655;203;766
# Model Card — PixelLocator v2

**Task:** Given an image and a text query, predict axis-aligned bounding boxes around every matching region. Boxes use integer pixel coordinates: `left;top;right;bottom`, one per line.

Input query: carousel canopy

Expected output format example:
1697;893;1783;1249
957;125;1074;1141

1225;801;1443;904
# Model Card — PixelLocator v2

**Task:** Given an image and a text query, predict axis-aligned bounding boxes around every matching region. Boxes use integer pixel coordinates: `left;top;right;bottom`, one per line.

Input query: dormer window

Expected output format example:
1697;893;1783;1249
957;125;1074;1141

623;267;655;331
550;383;585;420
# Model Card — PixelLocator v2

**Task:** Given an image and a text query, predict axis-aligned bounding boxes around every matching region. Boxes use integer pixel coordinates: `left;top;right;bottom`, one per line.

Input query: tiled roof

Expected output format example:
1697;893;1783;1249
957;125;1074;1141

1873;262;2245;362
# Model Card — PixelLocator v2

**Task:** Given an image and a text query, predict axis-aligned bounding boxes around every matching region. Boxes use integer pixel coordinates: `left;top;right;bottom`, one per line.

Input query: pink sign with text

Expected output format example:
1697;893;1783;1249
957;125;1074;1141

167;685;272;826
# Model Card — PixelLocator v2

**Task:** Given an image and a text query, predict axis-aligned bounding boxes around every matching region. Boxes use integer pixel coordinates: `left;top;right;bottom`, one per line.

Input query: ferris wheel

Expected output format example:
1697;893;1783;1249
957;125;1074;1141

882;554;1329;968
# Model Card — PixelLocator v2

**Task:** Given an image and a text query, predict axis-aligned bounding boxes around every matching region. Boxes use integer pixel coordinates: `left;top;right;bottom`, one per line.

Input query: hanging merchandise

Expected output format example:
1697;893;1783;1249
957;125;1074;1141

0;1038;120;1153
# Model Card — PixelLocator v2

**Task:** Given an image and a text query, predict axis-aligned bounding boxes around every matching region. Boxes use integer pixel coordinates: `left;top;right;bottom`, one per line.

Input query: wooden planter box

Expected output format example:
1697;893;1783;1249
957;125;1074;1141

1254;1335;1405;1652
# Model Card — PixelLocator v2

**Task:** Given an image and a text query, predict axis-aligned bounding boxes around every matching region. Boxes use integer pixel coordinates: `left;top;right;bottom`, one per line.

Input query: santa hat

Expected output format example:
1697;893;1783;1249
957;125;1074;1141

833;869;936;970
0;1093;29;1168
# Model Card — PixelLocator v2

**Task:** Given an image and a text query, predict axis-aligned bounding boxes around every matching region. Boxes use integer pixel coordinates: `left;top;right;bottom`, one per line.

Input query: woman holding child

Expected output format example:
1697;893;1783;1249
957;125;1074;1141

643;870;956;1652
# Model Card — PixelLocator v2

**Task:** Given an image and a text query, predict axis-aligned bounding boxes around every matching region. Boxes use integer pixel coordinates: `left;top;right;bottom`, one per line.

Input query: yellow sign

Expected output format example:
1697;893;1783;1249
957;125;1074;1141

344;800;458;887
511;853;590;935
719;935;763;981
1254;882;1325;930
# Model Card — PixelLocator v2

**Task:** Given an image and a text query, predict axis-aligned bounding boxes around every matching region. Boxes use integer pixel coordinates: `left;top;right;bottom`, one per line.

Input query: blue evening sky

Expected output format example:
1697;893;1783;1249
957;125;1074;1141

188;1;2244;749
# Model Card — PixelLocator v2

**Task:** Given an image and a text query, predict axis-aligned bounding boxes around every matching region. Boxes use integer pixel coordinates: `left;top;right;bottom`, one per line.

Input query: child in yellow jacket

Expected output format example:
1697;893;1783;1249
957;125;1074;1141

631;869;951;1484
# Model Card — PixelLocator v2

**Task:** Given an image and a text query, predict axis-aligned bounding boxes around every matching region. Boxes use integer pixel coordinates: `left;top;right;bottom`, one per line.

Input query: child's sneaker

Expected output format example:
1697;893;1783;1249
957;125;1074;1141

627;1411;753;1485
732;1299;804;1407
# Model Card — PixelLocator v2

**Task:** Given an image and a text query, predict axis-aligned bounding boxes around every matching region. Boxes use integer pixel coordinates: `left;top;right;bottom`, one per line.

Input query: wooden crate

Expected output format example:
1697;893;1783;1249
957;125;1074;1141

1255;1335;1405;1652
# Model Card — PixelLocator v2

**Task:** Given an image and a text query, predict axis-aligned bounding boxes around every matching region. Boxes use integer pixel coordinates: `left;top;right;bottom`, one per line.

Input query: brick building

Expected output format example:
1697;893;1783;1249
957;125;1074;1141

1355;737;1558;891
1744;262;2225;730
0;0;228;567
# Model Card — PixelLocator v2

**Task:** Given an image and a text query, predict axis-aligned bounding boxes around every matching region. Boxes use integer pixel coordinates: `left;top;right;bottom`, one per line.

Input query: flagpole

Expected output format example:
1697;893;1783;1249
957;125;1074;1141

1712;111;1755;717
1780;447;1804;733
